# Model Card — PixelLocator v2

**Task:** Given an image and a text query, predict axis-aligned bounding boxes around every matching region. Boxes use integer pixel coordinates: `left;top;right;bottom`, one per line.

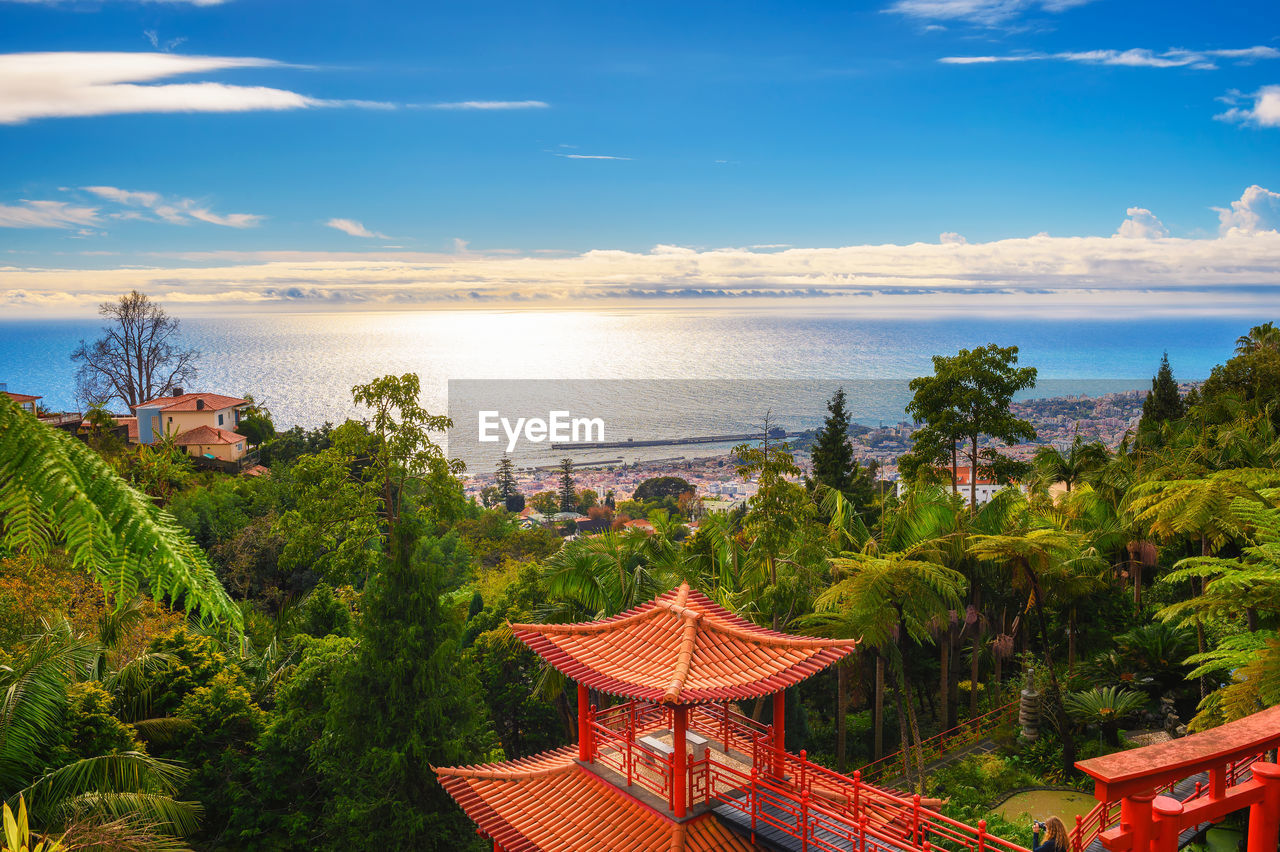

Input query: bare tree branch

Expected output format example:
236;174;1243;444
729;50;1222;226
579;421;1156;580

71;291;201;409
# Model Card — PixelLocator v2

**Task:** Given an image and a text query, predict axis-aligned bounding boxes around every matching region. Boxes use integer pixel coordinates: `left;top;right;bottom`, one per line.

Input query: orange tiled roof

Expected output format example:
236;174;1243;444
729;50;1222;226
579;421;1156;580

436;747;755;852
171;425;244;446
114;416;139;441
510;583;857;704
4;391;41;403
133;392;248;412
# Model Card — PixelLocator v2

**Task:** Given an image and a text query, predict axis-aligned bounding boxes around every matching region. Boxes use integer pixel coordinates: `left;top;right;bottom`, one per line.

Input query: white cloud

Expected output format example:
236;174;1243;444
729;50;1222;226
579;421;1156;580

1115;207;1168;239
941;45;1280;69
427;100;548;110
886;0;1097;27
327;218;387;239
0;200;99;228
6;186;1280;318
939;232;968;244
1216;85;1280;127
1214;185;1280;234
0;52;391;124
559;154;632;160
82;185;262;228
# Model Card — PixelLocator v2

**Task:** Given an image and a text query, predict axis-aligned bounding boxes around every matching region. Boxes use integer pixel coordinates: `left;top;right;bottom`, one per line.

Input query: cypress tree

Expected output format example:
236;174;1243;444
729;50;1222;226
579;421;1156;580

1141;352;1185;429
811;387;855;494
496;454;522;511
557;458;576;512
319;529;495;849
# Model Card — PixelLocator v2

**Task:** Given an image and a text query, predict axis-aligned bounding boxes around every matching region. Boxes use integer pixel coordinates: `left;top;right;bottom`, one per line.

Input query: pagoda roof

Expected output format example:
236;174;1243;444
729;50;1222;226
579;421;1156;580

436;747;754;852
510;583;857;704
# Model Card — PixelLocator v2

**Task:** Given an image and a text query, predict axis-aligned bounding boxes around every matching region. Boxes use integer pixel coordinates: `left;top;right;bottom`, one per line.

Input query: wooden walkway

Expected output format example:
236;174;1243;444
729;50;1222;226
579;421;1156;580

713;793;911;852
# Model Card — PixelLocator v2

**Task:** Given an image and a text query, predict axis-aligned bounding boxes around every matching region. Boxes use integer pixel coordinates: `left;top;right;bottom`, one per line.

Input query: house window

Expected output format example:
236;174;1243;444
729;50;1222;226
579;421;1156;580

218;413;224;426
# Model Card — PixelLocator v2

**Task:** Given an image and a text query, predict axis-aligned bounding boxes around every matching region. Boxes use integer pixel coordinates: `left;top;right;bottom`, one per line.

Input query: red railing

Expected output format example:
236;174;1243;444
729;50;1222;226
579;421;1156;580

586;697;1034;852
855;700;1019;785
1068;750;1267;852
588;706;676;807
699;745;1031;852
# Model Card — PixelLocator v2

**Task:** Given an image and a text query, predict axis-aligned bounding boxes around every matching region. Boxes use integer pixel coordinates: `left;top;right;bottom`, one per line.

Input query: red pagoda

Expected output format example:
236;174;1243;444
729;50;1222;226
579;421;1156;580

435;583;1033;852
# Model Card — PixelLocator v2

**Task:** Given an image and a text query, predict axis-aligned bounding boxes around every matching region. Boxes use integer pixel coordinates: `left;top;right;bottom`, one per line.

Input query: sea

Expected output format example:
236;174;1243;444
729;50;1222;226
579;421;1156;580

0;311;1250;470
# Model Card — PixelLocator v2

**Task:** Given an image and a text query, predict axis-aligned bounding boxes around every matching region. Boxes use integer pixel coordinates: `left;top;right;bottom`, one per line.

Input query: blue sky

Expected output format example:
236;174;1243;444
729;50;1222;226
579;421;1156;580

1;0;1279;316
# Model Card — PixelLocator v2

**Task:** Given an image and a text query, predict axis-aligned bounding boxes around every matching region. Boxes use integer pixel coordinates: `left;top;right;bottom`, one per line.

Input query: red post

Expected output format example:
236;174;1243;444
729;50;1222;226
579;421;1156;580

577;682;591;761
673;703;688;818
913;793;922;847
1074;814;1084;852
1209;767;1226;801
1247;763;1280;852
1151;796;1183;852
773;689;786;778
1120;793;1155;852
978;818;988;852
722;701;731;751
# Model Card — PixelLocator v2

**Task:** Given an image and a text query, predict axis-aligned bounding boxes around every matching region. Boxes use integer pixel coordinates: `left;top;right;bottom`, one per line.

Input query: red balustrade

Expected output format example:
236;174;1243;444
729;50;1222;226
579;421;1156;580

855;701;1019;786
1074;705;1280;852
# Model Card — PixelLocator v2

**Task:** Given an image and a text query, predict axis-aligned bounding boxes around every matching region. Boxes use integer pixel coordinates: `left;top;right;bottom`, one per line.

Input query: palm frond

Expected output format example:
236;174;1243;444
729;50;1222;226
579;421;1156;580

0;395;240;631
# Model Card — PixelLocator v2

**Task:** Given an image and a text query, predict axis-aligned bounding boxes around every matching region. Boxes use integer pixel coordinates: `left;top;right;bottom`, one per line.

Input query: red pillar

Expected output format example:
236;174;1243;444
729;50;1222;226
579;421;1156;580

673;703;688;818
1120;793;1155;852
1150;796;1183;852
577;682;591;762
1247;763;1280;852
773;690;786;778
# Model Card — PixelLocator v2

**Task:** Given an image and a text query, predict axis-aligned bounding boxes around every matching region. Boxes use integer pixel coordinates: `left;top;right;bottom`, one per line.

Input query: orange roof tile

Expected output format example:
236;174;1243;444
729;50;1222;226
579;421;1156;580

510;583;857;704
114;416;139;441
171;425;245;446
133;392;247;412
4;391;41;403
436;747;755;852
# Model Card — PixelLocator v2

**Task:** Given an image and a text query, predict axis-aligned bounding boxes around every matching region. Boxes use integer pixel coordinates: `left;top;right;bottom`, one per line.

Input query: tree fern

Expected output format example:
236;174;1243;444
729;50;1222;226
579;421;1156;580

0;395;240;630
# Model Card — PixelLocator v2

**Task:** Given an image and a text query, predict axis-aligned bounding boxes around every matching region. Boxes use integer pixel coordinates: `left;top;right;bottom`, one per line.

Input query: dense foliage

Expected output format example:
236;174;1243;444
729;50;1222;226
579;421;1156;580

4;323;1280;849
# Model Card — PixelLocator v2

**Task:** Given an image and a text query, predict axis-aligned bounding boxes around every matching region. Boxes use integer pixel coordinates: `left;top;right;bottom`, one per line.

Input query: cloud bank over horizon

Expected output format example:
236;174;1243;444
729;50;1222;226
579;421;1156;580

4;186;1280;319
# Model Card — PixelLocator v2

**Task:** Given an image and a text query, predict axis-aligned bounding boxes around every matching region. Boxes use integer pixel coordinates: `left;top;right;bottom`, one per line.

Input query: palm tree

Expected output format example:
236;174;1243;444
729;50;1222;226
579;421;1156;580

1032;433;1110;493
0;394;240;630
1234;322;1280;355
968;524;1084;774
810;551;966;791
0;622;199;840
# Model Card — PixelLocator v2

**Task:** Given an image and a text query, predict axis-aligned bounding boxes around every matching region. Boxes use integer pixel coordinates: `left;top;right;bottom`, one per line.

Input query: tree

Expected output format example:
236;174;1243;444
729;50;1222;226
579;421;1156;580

968;526;1084;775
907;344;1038;510
236;394;275;447
809;552;966;791
557;459;576;513
633;477;694;503
352;374;464;553
0;622;200;840
495;455;521;511
810;388;856;495
1139;353;1185;437
0;394;240;629
1033;432;1110;492
71;291;200;409
1131;469;1280;697
1234;322;1280;355
318;531;495;849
